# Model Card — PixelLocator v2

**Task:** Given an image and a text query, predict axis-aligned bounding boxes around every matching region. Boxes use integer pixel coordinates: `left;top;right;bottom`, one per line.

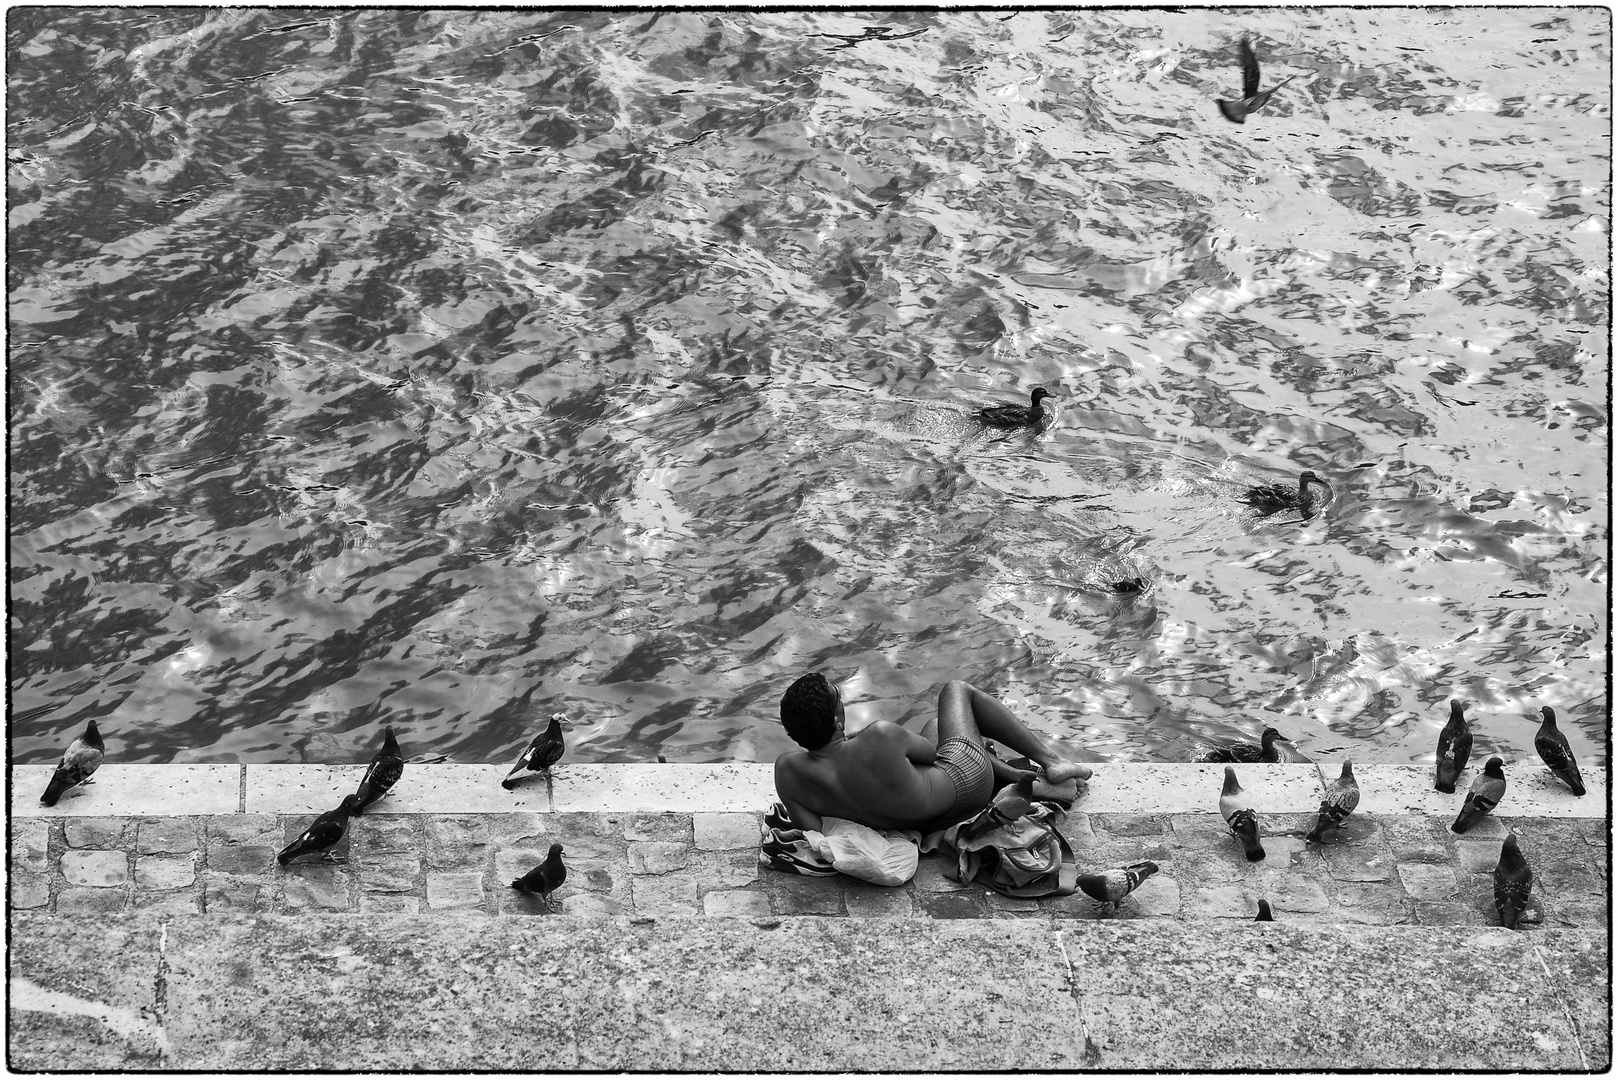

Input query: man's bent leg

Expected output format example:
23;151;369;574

936;680;1092;783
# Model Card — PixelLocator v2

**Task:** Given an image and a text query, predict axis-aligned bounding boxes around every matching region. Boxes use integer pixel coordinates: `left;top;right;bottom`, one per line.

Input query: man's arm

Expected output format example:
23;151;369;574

773;757;825;832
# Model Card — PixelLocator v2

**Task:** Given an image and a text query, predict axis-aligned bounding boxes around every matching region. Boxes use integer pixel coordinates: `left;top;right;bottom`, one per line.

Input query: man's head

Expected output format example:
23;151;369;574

780;672;842;750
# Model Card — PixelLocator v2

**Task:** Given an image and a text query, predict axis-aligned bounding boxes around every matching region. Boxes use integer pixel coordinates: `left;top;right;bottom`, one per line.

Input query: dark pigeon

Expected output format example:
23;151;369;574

959;774;1036;842
1255;899;1275;922
1452;757;1506;834
352;726;404;814
977;387;1051;430
511;842;568;911
1434;699;1473;794
1534;706;1584;796
1492;832;1533;930
278;795;361;865
1076;861;1159;915
1219;766;1265;862
503;713;567;790
1307;761;1360;842
41;719;106;807
1216;38;1296;124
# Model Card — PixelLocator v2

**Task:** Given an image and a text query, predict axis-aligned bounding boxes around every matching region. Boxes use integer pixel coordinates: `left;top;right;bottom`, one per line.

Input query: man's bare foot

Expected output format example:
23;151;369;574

1042;760;1093;784
1031;776;1080;805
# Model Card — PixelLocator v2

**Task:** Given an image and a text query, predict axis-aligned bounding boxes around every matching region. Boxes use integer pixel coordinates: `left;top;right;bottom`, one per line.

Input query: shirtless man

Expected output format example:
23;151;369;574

773;674;1093;833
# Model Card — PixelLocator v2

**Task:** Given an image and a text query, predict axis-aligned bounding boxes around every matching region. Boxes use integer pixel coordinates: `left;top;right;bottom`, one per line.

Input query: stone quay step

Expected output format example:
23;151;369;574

8;913;1607;1071
10;765;1607;928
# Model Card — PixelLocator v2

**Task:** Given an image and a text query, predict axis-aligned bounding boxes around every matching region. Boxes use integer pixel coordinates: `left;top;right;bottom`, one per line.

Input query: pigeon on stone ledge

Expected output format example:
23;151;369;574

352;726;404;814
1255;898;1275;921
1219;766;1265;861
1076;861;1159;916
1307;761;1360;842
1451;757;1506;834
503;713;567;790
511;843;568;911
1434;699;1473;794
41;719;105;807
1533;706;1584;796
1493;832;1533;930
278;795;361;865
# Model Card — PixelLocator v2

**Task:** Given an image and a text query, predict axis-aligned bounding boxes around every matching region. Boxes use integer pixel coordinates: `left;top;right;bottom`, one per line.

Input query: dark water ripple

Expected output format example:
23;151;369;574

8;9;1609;769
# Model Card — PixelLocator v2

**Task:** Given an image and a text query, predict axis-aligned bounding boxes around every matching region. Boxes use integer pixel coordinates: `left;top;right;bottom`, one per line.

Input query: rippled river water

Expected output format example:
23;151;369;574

8;8;1610;770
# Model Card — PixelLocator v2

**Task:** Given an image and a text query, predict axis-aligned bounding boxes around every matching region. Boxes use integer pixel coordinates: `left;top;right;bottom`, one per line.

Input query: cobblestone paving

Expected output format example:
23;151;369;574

9;811;1608;926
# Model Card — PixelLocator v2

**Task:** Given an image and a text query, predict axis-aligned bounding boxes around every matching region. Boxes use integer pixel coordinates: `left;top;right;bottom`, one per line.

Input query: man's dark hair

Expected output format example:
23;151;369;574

780;672;837;750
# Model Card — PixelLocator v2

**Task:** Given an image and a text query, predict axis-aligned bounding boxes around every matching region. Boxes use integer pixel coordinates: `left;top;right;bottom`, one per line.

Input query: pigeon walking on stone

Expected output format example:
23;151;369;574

1533;706;1585;796
1076;861;1159;916
352;726;404;814
1255;898;1275;921
1451;757;1507;834
1307;761;1360;842
40;719;106;807
1219;766;1265;861
278;795;361;865
1216;38;1296;124
511;842;568;911
1493;832;1533;930
503;713;567;790
1434;699;1473;794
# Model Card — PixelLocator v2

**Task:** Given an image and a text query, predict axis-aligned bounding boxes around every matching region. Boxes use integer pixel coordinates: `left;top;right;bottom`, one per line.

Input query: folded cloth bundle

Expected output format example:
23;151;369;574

759;803;921;886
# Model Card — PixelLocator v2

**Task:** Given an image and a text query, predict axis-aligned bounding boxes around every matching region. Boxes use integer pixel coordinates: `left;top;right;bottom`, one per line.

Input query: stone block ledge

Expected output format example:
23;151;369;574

10;762;1606;818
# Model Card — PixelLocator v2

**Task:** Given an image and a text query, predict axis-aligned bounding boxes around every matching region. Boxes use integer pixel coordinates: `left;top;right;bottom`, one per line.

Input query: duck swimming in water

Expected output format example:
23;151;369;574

977;387;1051;430
1240;470;1331;519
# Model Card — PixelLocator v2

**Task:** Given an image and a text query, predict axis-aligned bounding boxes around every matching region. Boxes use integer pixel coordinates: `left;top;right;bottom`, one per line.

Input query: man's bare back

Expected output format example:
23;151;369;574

773;676;1091;834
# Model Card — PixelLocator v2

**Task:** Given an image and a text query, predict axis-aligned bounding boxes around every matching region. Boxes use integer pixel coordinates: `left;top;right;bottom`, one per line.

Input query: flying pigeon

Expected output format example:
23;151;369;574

1307;761;1360;842
1219;766;1265;861
511;842;568;911
278;794;361;865
1451;757;1507;834
352;726;404;814
1434;699;1473;794
1216;38;1296;124
40;719;106;807
1076;861;1159;916
1533;706;1584;796
1492;832;1533;930
1255;899;1275;921
503;712;567;790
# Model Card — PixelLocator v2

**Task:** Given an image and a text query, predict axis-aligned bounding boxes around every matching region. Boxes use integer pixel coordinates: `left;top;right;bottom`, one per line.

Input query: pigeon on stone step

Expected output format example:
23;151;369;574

1076;861;1159;916
959;774;1036;842
1219;766;1265;861
1451;757;1507;834
278;794;361;865
1533;706;1585;796
503;713;567;790
1307;761;1360;842
1255;898;1275;921
352;726;404;814
1493;832;1533;930
1215;37;1296;124
1434;699;1473;794
511;842;568;911
40;719;106;807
